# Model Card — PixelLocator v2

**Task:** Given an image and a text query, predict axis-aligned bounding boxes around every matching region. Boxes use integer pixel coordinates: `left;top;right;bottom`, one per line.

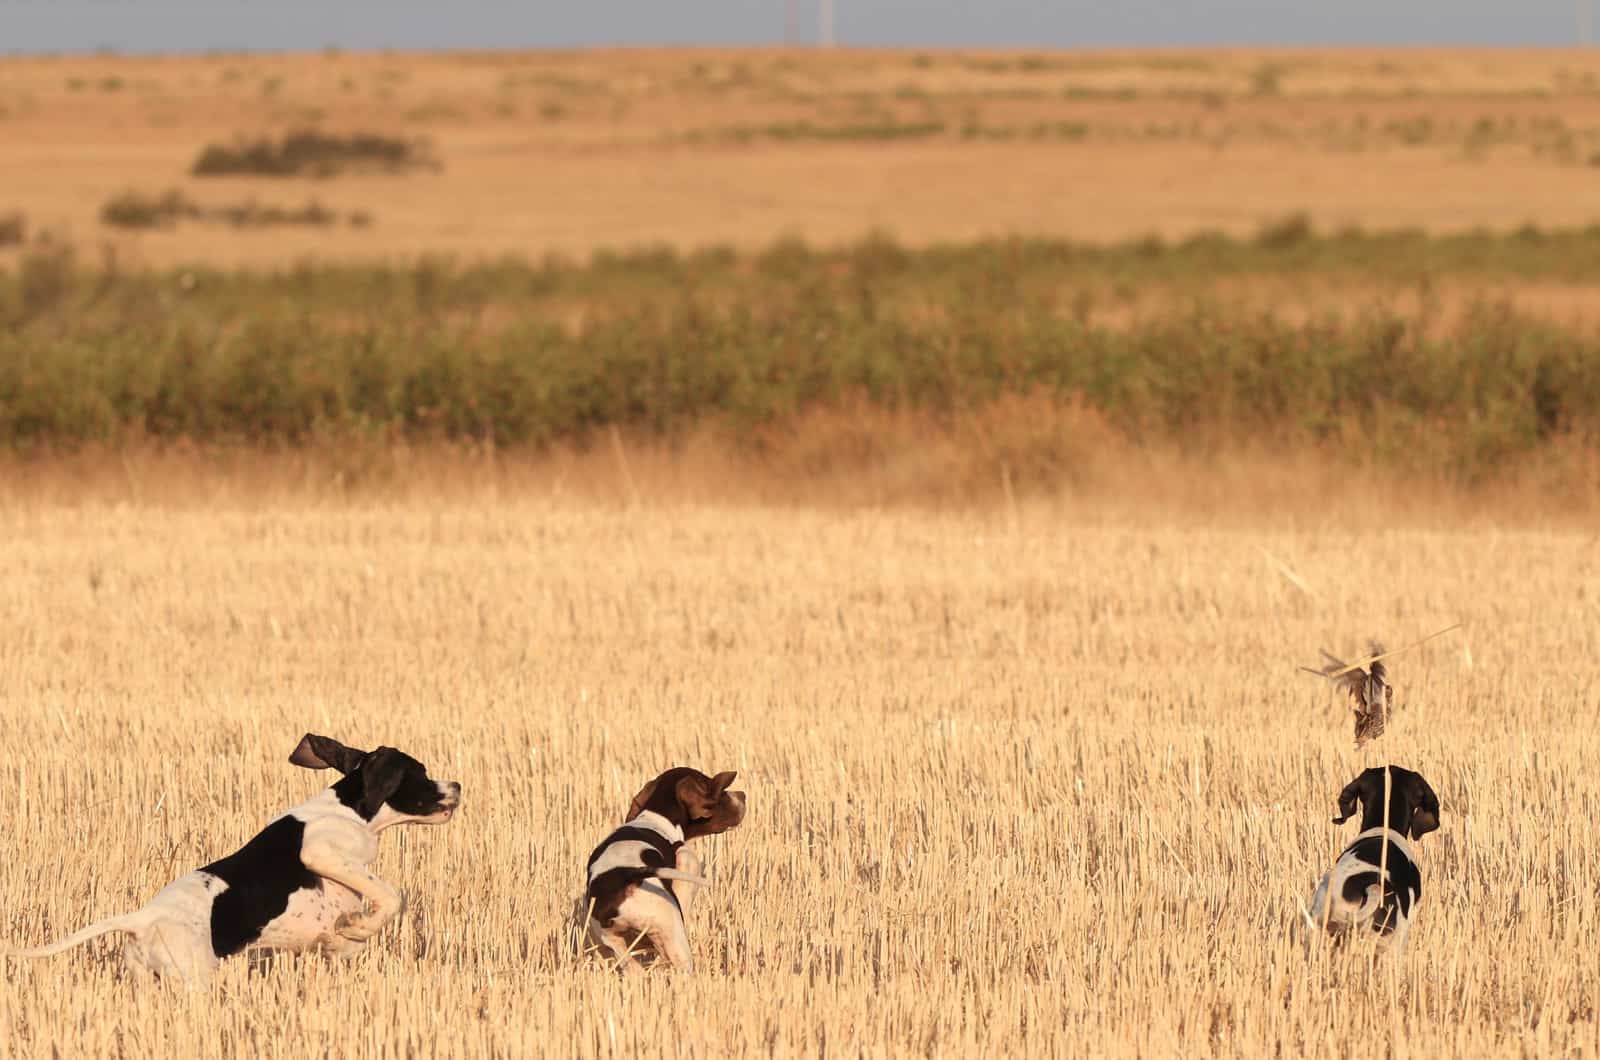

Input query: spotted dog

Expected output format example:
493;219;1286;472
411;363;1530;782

584;767;745;972
1308;765;1440;951
11;734;460;985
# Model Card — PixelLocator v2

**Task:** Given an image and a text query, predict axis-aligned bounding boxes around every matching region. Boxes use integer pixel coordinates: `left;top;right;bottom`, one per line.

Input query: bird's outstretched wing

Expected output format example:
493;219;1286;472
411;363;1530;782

1301;641;1392;748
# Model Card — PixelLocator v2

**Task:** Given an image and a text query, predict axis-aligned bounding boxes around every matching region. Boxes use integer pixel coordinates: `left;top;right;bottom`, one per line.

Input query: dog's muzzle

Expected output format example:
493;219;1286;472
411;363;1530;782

438;782;463;819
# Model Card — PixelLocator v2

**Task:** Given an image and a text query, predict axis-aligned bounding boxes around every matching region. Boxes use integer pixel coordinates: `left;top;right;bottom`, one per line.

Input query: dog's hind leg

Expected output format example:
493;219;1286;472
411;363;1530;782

611;883;695;972
645;913;694;973
131;921;217;987
591;925;644;974
124;947;158;986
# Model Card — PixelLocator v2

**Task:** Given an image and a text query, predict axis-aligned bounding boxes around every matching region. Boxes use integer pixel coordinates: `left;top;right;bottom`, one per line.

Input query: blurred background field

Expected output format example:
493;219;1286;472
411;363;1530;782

2;49;1600;258
4;48;1600;505
9;48;1600;265
7;223;1600;505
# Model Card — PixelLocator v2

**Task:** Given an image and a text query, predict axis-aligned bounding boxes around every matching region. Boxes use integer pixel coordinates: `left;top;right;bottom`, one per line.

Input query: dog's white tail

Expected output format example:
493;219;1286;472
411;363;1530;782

1296;897;1321;934
655;868;712;888
10;914;141;958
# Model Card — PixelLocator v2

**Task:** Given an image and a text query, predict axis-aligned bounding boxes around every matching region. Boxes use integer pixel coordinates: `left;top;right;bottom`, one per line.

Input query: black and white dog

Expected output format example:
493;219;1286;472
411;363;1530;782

584;767;745;972
12;734;460;985
1307;765;1440;951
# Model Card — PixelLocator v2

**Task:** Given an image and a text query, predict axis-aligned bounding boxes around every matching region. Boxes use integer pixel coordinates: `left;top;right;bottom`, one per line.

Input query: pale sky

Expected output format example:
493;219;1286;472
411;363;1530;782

0;1;1588;54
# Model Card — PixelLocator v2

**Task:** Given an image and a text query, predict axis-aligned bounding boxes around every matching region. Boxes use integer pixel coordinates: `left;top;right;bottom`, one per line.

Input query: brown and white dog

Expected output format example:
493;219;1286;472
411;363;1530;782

583;767;746;972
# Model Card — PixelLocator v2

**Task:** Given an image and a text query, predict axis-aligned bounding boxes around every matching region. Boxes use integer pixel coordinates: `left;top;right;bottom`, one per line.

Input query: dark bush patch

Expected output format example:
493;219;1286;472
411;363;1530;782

100;189;371;230
190;129;437;178
0;211;25;247
1254;212;1314;250
101;189;198;229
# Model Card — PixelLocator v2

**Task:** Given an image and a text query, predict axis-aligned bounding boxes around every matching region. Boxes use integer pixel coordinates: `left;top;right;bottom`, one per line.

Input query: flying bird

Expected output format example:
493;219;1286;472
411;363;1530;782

1301;642;1393;749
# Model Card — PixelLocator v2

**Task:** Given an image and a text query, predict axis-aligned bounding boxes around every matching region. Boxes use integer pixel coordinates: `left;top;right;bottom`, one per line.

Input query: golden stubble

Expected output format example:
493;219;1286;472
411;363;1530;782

0;485;1596;1057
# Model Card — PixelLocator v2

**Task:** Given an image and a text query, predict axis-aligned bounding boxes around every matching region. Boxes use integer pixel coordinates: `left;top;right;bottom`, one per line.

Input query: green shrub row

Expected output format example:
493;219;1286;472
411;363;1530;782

2;229;1599;476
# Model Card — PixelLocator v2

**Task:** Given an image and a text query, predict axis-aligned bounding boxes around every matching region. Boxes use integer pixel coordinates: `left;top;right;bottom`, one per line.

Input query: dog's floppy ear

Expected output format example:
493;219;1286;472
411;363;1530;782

675;772;721;820
1333;769;1378;825
355;747;409;818
627;777;661;822
289;733;366;775
1406;773;1441;839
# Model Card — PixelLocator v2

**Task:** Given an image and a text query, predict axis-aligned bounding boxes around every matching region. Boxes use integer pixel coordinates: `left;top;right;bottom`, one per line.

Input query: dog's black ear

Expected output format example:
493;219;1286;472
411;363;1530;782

1332;779;1361;824
1333;768;1378;824
289;733;366;774
1406;773;1441;839
357;747;409;817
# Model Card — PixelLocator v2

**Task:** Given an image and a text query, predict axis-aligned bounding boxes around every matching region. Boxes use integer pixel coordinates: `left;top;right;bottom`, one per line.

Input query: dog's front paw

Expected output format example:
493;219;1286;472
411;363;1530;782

334;913;379;942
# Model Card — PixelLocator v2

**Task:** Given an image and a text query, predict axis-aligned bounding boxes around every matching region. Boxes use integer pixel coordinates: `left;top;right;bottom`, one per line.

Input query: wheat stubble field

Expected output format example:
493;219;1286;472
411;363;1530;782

5;42;1600;1058
0;490;1596;1057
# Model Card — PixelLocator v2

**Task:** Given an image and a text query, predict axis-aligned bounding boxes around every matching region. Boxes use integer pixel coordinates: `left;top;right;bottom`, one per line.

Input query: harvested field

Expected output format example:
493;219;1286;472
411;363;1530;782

0;489;1596;1056
0;486;1593;1056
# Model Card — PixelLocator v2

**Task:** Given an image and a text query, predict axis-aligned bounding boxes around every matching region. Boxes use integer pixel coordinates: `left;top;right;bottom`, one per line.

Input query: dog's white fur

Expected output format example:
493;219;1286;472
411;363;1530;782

1307;826;1421;952
11;739;458;986
585;811;711;972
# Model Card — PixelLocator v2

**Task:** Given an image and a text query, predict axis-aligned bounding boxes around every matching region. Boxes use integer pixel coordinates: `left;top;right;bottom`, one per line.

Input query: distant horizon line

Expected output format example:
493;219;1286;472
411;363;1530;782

4;41;1596;59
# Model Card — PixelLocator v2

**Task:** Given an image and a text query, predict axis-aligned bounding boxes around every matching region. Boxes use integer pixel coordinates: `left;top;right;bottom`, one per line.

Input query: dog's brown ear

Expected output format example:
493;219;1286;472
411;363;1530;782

289;733;366;774
627;777;661;822
675;773;720;820
710;771;737;793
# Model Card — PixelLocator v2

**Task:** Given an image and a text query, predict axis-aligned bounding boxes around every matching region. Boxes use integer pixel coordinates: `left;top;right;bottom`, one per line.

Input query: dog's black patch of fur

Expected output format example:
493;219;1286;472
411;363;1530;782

201;816;321;958
1336;765;1440;840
